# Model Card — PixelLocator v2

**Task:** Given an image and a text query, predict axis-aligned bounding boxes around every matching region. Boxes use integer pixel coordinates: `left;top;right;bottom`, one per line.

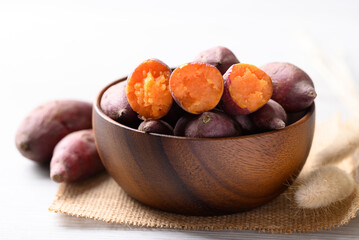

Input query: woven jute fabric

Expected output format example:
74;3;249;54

49;116;359;233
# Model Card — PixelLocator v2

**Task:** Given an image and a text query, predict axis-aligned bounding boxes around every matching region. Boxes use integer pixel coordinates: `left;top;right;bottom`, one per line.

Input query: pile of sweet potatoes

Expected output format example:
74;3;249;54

15;46;316;183
15;100;104;183
102;46;316;138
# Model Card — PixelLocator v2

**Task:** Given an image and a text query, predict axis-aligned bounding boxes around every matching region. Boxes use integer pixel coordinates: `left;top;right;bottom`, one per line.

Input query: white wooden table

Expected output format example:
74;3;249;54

1;0;359;239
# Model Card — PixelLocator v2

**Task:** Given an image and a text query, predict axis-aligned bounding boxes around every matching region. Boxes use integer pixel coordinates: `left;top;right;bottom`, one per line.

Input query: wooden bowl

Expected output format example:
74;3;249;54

93;77;315;216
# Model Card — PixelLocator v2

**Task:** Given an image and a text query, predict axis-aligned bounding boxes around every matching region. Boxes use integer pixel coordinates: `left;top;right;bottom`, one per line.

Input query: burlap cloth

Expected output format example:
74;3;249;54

49;116;359;233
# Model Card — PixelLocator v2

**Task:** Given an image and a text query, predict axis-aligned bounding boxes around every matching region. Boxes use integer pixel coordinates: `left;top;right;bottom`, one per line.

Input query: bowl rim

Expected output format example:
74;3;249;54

94;77;315;141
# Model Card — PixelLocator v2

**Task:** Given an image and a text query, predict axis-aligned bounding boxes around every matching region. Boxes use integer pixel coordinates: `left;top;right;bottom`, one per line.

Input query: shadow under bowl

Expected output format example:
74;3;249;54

93;77;315;216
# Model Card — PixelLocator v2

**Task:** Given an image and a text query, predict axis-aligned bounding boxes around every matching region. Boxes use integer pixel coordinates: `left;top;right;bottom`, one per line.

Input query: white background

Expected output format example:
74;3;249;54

1;0;359;239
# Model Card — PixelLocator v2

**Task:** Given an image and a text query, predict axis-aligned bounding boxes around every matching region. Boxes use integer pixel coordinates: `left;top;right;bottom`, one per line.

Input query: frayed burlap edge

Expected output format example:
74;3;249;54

48;172;359;233
49;117;359;233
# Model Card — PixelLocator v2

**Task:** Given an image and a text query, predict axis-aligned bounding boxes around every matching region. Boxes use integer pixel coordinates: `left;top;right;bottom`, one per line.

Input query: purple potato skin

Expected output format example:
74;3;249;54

194;46;240;75
220;65;252;115
15;100;92;163
261;62;316;112
249;99;287;131
138;120;174;135
161;101;187;127
173;114;195;136
184;111;241;138
50;129;104;183
100;80;141;128
233;114;255;134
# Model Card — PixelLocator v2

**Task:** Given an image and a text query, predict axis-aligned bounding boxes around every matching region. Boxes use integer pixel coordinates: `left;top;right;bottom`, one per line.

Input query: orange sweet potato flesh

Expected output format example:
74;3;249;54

222;63;273;115
126;59;172;120
169;63;224;114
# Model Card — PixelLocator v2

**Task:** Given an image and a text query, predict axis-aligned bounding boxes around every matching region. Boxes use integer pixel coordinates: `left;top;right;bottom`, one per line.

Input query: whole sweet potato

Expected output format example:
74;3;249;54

194;46;240;74
261;62;316;112
233;114;255;134
160;101;187;127
249;99;287;131
184;110;241;138
138;120;174;135
15;100;92;163
50;129;104;183
173;114;195;136
100;80;140;127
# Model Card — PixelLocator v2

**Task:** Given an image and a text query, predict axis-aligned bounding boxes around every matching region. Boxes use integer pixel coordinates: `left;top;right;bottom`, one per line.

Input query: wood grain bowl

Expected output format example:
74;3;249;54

93;77;315;216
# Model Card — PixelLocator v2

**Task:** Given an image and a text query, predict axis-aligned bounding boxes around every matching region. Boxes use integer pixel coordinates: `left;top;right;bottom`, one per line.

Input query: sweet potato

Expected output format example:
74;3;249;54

194;46;240;74
138;120;174;135
100;80;140;128
15;100;92;163
169;62;224;114
249;99;287;131
221;63;273;115
184;110;241;138
173;114;195;136
160;101;186;127
50;129;104;183
261;62;316;112
232;114;255;134
126;59;173;120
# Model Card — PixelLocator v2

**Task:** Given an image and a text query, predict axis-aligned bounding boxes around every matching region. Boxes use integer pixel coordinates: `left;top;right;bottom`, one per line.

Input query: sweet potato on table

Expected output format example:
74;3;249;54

126;59;173;120
100;80;140;128
221;63;273;115
261;62;316;112
194;46;240;74
169;62;224;114
15;100;92;163
138;120;174;135
50;129;104;183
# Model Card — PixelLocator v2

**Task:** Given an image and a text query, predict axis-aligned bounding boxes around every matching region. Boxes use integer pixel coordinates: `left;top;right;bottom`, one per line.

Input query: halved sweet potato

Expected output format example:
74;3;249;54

126;59;173;120
221;63;273;115
169;62;224;114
